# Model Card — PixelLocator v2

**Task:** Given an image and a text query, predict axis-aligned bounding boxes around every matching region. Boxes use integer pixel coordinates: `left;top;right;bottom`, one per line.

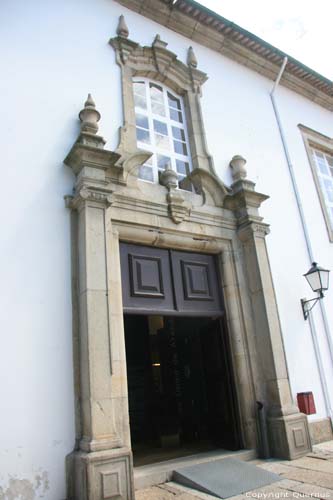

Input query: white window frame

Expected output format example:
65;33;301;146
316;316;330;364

299;124;333;242
312;148;333;228
133;77;193;189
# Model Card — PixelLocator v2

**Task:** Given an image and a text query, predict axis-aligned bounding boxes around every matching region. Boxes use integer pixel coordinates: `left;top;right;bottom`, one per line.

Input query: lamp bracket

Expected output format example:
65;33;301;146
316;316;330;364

301;292;324;320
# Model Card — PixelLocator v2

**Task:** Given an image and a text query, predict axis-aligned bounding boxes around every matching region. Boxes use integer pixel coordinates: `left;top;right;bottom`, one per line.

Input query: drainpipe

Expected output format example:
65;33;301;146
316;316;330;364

270;57;333;422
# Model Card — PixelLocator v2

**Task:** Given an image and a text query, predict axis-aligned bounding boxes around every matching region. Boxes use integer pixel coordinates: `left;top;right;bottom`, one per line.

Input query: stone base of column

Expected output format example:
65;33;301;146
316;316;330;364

71;447;134;500
268;412;312;459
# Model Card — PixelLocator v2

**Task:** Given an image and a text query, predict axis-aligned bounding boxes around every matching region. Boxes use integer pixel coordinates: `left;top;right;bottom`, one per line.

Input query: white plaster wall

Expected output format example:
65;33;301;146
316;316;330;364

1;0;332;497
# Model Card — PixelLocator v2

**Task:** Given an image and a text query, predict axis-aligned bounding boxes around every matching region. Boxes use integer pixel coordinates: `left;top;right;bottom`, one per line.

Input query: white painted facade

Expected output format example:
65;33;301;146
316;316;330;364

0;0;332;498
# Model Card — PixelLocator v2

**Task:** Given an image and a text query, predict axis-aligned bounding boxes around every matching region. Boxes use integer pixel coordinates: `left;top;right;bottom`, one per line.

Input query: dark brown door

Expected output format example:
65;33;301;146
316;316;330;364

200;318;241;450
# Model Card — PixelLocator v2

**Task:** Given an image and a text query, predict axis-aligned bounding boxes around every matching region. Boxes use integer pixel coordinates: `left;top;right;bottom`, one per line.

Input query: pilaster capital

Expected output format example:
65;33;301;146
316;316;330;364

225;180;269;222
65;186;113;210
237;221;270;241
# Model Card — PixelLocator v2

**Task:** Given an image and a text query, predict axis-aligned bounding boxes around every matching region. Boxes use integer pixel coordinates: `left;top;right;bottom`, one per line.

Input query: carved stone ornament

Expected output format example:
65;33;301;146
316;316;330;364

230;154;247;182
166;190;191;224
64;94;122;182
159;164;191;223
116;14;129;38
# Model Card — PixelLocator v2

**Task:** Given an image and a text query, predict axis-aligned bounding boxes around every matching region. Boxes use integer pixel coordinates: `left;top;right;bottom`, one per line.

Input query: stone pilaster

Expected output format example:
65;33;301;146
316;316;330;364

65;96;134;500
227;156;312;459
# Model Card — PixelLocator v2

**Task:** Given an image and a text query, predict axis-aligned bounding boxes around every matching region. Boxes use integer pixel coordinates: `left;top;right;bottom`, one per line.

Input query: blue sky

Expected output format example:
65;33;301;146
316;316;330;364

199;0;332;80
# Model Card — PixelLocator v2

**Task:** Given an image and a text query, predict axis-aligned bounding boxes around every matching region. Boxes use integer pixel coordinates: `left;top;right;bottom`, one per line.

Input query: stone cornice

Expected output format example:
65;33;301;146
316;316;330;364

114;0;333;111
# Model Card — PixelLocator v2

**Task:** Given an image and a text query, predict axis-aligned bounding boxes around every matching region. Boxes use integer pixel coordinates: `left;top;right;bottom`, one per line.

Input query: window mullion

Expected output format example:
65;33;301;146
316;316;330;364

146;81;158;183
162;87;176;176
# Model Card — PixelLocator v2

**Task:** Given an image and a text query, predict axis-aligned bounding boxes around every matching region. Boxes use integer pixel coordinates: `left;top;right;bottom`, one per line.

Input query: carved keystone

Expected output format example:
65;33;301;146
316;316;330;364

160;165;191;223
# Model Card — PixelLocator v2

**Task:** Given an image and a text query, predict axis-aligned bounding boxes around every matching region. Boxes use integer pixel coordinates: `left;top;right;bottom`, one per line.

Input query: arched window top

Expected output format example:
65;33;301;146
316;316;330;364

133;78;192;190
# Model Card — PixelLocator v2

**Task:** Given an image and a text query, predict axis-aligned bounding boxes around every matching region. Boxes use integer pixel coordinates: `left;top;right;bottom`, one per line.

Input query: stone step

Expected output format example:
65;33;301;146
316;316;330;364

134;448;257;490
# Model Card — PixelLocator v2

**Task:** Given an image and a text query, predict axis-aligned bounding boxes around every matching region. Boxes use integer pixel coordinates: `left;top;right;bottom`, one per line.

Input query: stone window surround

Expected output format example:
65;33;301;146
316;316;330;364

299;124;333;242
109;21;216;182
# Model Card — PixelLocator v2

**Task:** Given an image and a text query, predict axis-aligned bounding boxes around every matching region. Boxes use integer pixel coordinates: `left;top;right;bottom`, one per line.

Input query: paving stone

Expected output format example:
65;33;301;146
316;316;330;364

277;479;303;488
162;483;183;495
257;463;294;475
136;486;176;500
276;477;333;499
287;482;333;499
246;484;311;499
285;457;333;474
163;481;218;499
308;453;333;461
280;469;333;489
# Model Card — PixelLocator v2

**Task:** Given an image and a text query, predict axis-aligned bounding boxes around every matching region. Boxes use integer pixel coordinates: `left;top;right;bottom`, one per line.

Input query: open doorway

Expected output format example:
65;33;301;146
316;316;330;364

124;314;242;466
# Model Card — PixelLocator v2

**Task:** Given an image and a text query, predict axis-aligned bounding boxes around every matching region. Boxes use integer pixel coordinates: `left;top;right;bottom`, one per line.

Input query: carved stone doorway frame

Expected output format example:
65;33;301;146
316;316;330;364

64;21;311;500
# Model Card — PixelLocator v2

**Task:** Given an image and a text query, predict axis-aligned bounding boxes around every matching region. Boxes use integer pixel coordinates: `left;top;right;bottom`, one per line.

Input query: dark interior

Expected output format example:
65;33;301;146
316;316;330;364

124;314;241;466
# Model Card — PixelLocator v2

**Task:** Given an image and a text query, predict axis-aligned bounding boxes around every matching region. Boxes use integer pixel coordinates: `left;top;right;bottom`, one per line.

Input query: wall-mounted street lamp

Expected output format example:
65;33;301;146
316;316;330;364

301;262;330;320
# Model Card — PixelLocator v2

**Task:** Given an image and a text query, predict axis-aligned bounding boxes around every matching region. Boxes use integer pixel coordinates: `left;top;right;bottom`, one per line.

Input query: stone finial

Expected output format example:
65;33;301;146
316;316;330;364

159;164;178;190
230;155;247;182
117;15;129;38
187;46;198;68
79;94;101;134
153;34;168;49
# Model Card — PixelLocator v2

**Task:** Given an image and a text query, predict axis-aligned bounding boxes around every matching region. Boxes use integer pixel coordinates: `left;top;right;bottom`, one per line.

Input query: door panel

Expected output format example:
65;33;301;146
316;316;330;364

121;243;175;313
171;251;222;314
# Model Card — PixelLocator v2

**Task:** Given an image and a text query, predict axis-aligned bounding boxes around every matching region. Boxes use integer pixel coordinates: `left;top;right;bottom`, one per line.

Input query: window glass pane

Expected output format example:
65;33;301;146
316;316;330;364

133;81;146;96
317;159;329;175
134;94;147;110
133;79;191;185
150;83;164;103
174;140;187;155
136;113;149;129
172;126;185;141
314;150;324;160
136;128;150;144
169;108;183;123
151;101;165;116
157;155;171;170
155;133;170;149
176;160;190;175
324;179;333;202
153;119;168;136
326;154;333;169
167;92;181;110
138;165;154;182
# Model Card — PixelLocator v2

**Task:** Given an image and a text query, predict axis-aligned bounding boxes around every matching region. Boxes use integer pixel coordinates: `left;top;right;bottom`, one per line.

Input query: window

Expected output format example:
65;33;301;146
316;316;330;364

133;78;192;190
312;149;333;228
299;124;333;242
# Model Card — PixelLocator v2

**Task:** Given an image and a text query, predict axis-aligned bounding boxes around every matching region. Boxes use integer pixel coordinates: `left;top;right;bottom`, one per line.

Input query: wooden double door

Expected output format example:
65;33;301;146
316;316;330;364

121;244;241;459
